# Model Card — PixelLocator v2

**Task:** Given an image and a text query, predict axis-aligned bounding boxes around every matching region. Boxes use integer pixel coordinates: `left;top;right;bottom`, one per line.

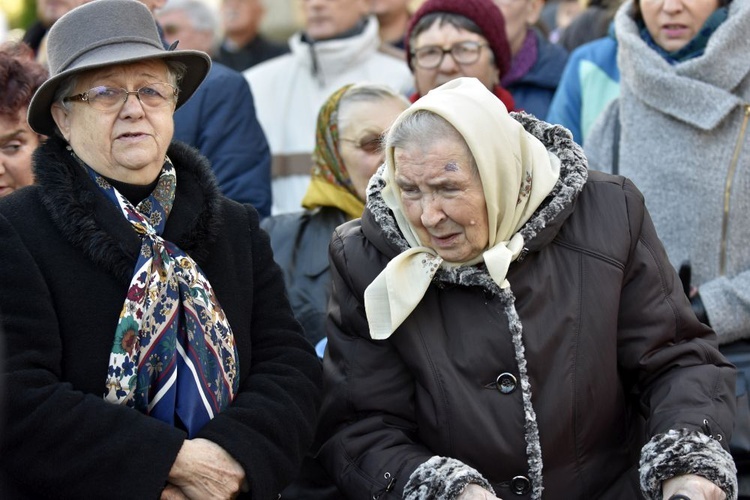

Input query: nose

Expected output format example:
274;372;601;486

420;193;445;228
438;50;459;74
119;91;146;118
661;0;684;13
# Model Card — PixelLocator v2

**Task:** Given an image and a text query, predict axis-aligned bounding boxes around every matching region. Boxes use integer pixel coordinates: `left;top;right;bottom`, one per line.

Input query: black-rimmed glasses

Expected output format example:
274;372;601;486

411;41;489;70
63;83;179;111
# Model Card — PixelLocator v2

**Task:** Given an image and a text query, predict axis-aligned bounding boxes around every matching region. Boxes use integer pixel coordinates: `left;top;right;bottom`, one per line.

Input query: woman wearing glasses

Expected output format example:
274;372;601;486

0;1;322;498
262;83;409;355
404;0;516;112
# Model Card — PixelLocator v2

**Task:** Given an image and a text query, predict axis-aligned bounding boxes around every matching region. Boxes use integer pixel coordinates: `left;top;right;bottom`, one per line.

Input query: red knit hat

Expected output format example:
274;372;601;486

405;0;511;79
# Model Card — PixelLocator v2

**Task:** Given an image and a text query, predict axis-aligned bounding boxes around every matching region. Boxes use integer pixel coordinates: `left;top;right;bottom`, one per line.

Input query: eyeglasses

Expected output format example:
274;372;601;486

339;135;383;155
411;41;489;70
63;83;179;111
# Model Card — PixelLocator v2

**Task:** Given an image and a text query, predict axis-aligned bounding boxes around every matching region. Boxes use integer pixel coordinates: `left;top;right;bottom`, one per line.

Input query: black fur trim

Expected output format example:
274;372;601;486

32;136;223;284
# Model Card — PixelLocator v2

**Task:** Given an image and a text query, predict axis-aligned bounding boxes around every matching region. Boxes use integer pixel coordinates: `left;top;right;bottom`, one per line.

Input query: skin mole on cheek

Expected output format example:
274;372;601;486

444;161;459;172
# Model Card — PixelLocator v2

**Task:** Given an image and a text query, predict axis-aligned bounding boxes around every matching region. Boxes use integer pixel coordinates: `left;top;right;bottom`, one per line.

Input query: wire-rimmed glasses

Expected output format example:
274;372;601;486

63;83;179;111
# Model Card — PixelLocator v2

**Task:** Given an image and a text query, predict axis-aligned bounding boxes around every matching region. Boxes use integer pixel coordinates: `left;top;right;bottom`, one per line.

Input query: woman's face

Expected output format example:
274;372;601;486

394;139;489;262
0;108;39;197
51;60;175;185
412;21;498;96
338;97;408;201
640;0;720;52
494;0;543;55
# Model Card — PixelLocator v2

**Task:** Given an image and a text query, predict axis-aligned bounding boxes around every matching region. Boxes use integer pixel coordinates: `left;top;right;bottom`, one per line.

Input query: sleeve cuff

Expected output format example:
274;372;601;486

639;429;737;500
403;456;494;500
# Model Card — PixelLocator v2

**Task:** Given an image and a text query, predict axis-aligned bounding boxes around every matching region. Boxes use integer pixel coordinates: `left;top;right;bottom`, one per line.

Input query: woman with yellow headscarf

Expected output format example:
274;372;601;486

262;83;408;353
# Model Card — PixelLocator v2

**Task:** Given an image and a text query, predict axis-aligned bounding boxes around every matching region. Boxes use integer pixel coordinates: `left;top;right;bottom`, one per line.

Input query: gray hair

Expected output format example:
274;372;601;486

387;109;477;174
336;83;409;147
159;0;222;51
338;82;408;123
339;82;410;108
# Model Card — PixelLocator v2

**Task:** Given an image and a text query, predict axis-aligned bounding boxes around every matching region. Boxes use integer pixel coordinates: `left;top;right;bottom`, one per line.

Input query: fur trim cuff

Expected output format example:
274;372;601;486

403;456;494;500
639;429;737;500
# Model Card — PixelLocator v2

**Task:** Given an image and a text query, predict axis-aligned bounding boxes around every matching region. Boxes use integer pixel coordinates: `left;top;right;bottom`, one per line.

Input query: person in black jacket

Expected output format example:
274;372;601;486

316;77;736;500
262;82;408;353
0;1;321;498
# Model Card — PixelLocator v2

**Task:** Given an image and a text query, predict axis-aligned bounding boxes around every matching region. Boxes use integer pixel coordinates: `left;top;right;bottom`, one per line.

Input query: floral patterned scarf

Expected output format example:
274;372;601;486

84;158;239;437
301;83;366;220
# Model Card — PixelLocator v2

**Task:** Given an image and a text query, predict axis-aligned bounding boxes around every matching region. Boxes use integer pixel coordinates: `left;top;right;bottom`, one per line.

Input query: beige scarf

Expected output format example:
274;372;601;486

364;77;560;340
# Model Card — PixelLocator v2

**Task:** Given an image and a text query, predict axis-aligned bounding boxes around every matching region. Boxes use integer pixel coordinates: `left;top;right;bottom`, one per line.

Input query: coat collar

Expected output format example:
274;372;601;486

362;112;588;292
33;136;223;284
289;16;381;85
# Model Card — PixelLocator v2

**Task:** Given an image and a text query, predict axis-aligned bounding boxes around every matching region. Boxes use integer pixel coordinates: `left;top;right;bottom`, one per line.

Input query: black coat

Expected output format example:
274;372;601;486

0;137;322;499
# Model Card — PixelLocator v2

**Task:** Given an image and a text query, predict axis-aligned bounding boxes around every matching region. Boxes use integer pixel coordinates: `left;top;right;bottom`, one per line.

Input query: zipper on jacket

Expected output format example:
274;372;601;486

719;104;750;276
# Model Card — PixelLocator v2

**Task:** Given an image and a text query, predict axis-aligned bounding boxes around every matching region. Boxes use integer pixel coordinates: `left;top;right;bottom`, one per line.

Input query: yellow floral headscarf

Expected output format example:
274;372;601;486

300;84;365;220
365;77;561;339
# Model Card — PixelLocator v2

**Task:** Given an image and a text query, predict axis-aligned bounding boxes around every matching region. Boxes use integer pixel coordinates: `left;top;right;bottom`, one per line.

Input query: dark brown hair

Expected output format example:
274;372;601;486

0;42;48;119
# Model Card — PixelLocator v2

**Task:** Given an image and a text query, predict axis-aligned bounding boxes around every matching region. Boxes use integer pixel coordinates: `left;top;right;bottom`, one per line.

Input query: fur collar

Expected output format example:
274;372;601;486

363;112;588;294
33;136;223;284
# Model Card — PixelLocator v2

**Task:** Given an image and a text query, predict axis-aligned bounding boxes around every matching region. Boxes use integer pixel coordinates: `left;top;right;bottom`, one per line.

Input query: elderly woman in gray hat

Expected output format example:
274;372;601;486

0;1;321;498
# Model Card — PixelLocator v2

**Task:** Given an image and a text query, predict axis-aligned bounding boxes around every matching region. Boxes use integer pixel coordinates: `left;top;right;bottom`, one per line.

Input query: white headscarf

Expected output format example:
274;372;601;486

364;77;561;339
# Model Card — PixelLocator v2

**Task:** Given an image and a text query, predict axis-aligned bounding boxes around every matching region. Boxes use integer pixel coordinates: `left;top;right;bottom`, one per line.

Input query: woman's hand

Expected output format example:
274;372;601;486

458;484;502;499
161;484;189;500
663;474;726;500
166;438;248;499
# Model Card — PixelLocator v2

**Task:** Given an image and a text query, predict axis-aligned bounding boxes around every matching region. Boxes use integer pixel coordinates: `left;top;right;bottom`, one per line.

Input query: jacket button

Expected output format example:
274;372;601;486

511;475;531;495
496;373;517;394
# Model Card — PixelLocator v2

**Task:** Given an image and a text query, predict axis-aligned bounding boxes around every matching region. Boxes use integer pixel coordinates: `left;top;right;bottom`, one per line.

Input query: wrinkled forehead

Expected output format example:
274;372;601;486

74;60;171;88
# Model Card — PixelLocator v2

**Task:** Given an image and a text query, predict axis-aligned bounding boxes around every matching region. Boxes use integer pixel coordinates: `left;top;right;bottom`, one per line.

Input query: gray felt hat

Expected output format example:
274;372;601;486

27;0;211;136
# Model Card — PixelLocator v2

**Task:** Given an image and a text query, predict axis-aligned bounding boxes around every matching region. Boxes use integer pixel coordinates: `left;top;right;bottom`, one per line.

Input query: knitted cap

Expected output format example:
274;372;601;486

405;0;511;79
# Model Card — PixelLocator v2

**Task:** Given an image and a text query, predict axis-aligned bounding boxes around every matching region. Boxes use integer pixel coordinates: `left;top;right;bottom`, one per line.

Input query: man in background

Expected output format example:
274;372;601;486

154;0;273;217
372;0;412;50
244;0;412;215
214;0;288;72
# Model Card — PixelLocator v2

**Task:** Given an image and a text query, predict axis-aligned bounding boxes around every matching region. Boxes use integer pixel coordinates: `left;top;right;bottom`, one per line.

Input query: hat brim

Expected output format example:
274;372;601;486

28;42;211;136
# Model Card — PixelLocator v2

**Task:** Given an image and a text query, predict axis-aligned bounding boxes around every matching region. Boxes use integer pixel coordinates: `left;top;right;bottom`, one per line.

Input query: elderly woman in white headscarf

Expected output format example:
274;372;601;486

0;1;321;498
314;77;737;500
